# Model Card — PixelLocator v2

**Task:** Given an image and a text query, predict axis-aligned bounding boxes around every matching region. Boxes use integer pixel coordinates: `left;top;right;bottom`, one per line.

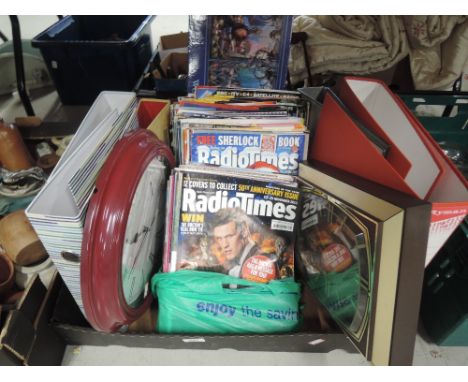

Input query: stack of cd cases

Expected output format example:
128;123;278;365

26;91;137;311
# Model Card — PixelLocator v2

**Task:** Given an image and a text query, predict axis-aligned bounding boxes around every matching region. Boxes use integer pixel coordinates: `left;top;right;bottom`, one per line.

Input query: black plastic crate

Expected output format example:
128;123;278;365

32;16;154;105
420;221;468;345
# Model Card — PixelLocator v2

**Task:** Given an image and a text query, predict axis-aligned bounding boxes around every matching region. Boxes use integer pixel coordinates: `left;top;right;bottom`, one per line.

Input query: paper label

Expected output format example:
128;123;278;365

426;205;468;266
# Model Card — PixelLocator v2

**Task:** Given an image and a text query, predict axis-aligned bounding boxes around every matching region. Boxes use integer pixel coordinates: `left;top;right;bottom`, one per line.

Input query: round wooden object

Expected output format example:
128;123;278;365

14;256;55;289
0;121;33;171
0;210;47;266
37;153;60;174
0;253;14;297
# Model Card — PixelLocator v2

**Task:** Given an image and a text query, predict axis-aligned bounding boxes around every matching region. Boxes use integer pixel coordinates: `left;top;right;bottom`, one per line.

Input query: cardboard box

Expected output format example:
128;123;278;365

49;272;357;356
25;82;437;365
159;32;188;51
134;50;188;99
153;52;188;93
134;31;189;99
158;52;188;78
137;98;171;144
0;274;65;366
47;160;432;365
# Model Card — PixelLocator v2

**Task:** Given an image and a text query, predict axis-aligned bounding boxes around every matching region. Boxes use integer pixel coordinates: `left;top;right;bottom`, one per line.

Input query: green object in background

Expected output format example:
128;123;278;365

151;270;301;334
399;93;468;139
401;93;468;345
399;93;468;178
307;263;360;326
0;193;37;216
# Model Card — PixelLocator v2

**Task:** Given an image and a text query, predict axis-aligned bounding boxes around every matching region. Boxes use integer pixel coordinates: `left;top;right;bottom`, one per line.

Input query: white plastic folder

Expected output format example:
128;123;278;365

52;92;137;174
26;91;137;310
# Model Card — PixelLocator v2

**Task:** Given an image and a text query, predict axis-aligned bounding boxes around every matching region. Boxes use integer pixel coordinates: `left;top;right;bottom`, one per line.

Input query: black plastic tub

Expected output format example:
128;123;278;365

32;16;154;105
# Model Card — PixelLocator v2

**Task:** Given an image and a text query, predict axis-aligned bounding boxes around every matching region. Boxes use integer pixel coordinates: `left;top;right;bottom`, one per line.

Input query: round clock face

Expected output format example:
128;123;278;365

81;129;175;333
121;158;164;308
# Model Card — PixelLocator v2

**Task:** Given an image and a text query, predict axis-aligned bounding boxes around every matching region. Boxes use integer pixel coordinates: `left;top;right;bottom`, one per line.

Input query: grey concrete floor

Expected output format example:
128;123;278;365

60;334;468;366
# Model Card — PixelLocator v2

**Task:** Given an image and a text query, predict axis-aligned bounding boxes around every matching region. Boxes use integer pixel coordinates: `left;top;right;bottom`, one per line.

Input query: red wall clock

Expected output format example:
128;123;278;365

81;129;175;332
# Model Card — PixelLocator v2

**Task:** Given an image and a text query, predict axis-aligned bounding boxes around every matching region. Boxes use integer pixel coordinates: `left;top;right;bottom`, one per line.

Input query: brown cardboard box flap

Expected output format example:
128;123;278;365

154;52;188;79
0;274;65;365
0;277;46;364
160;32;188;50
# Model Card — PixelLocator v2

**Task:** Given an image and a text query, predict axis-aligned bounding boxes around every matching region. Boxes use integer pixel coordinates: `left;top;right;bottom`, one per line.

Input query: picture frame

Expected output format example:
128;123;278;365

188;16;293;92
298;161;432;365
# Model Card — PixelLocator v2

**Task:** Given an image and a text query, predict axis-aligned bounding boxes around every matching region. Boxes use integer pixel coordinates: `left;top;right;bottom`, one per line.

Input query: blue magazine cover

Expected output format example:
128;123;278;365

187;130;308;175
188;16;293;93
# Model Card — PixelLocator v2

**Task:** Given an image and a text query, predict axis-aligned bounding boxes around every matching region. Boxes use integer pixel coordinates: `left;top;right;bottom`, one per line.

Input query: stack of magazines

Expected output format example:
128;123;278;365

163;164;300;282
171;87;310;175
162;87;312;281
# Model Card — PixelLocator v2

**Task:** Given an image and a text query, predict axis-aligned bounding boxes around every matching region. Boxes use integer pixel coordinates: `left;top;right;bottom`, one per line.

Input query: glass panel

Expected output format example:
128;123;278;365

121;158;165;308
298;184;377;341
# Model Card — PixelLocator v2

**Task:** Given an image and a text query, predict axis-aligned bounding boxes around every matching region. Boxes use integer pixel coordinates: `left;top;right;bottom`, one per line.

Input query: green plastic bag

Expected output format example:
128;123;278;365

151;270;301;334
307;263;361;327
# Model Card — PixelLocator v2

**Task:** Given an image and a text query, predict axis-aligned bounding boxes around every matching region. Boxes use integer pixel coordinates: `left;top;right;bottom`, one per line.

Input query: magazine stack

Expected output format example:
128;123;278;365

163;164;300;282
171;86;310;176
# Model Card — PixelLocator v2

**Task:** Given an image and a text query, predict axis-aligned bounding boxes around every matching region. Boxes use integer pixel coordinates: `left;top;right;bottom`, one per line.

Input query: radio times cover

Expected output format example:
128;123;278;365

170;168;300;283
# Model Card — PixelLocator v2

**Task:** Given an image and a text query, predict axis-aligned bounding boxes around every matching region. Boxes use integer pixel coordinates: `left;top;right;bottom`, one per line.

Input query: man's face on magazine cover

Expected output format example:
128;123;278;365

213;221;245;261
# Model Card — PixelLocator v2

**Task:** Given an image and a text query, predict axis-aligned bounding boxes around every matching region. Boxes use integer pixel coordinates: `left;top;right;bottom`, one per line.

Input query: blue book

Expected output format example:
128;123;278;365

188;16;293;93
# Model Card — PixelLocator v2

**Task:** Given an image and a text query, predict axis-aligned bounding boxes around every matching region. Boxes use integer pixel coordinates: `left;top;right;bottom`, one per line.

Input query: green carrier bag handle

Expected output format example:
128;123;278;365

151;270;300;296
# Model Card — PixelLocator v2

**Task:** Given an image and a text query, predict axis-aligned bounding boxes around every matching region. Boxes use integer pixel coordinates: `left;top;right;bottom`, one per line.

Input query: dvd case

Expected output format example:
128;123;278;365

188;16;293;92
166;166;299;282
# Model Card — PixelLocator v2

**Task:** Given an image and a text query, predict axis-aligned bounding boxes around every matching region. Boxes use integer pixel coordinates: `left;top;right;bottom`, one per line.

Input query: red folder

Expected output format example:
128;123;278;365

308;76;468;265
309;90;420;198
137;99;168;129
137;98;171;144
